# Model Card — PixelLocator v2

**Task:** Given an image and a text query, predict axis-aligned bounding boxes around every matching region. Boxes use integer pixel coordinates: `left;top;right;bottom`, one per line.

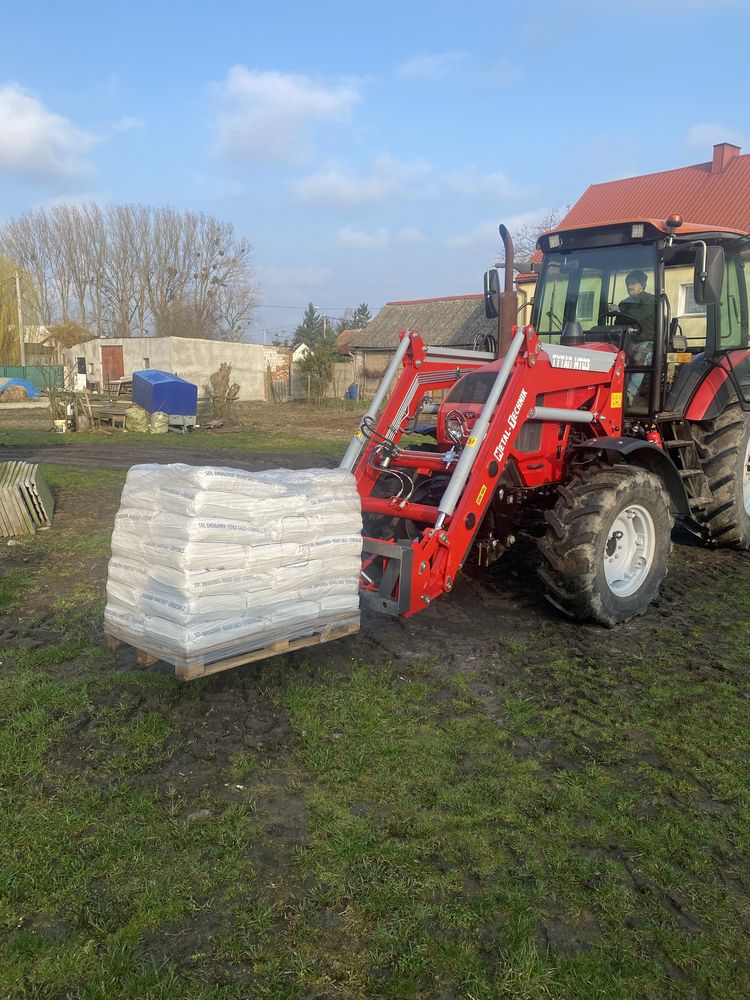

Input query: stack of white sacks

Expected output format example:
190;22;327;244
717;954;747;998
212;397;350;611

105;463;363;667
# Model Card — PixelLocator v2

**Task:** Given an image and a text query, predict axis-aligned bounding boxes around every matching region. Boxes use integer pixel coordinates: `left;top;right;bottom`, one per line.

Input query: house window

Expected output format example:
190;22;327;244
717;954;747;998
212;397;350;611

143;357;150;368
577;290;595;322
679;283;706;315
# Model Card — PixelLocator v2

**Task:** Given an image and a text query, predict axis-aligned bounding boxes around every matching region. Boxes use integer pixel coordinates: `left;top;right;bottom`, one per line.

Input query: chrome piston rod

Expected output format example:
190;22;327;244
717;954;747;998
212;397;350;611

528;406;595;423
435;329;525;530
339;332;413;473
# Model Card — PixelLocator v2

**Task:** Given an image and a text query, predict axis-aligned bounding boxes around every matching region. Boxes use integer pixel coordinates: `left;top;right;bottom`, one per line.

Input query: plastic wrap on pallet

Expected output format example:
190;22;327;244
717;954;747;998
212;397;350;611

105;463;362;668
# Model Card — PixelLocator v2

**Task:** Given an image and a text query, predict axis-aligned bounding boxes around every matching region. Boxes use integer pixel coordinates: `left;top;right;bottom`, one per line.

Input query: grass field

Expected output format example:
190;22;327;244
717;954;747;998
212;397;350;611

0;400;364;458
1;453;749;997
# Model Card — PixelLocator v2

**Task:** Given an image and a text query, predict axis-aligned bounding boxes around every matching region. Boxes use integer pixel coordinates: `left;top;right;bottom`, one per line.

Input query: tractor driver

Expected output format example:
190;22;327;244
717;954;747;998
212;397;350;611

618;269;656;408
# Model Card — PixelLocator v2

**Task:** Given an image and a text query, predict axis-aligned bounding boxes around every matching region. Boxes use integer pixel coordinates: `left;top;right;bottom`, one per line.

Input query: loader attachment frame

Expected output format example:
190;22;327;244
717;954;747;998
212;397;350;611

343;326;626;618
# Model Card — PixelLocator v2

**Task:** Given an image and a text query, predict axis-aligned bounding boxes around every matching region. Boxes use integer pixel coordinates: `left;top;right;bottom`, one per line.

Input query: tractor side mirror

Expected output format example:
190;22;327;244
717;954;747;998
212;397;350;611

483;267;501;319
694;244;725;305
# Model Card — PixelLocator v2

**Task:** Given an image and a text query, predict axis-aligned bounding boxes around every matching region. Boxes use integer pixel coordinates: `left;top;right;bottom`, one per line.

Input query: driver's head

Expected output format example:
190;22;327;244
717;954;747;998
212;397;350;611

625;270;648;296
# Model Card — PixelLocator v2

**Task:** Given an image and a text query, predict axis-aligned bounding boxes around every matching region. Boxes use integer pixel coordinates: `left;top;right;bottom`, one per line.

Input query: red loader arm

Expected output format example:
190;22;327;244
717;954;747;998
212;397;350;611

342;326;625;617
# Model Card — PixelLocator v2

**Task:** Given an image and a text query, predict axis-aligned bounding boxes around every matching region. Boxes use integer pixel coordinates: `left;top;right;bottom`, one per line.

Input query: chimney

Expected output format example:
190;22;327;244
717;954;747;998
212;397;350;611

712;142;741;174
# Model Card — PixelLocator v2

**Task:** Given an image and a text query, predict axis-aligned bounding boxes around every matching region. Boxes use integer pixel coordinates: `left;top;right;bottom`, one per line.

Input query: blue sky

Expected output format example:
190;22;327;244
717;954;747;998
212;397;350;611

1;0;748;341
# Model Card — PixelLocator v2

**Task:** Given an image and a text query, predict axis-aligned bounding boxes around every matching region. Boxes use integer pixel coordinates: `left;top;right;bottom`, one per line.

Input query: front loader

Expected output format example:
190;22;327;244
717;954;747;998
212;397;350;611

342;216;750;625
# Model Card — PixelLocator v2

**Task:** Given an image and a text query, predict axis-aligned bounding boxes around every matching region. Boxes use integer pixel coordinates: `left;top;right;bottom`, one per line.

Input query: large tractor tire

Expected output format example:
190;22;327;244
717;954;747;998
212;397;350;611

538;465;673;627
691;401;750;548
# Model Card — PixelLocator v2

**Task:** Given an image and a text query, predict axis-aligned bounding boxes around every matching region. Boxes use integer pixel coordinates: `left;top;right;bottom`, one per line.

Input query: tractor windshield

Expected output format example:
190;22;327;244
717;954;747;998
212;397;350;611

533;245;657;343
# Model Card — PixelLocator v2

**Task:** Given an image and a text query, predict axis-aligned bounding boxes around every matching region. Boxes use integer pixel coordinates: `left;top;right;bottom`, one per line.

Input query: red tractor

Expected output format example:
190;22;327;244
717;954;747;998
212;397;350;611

341;217;750;625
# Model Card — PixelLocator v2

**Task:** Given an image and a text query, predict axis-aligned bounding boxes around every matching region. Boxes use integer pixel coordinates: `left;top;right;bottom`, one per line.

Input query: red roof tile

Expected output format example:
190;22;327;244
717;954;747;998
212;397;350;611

335;329;360;355
560;144;750;235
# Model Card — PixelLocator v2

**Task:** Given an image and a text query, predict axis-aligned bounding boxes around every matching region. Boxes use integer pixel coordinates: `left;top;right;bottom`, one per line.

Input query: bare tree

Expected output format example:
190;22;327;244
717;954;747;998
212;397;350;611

495;209;565;269
213;272;259;341
0;203;258;342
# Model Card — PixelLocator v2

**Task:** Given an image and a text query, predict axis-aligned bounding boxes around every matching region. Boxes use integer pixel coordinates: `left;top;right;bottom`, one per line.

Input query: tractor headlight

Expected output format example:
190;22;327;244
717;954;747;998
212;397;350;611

446;410;468;445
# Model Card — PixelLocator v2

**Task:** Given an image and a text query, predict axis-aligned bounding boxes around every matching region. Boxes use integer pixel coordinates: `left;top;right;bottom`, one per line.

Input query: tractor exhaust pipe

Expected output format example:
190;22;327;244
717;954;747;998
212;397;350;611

483;225;519;359
497;225;518;359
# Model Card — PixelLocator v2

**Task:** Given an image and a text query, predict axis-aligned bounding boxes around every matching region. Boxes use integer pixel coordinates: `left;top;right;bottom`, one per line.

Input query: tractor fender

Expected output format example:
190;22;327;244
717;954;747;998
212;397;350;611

569;437;690;515
684;350;750;421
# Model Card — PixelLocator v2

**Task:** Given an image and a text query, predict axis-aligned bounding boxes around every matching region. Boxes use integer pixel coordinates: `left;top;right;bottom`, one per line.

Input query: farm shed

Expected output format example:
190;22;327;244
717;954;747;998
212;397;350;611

63;336;269;401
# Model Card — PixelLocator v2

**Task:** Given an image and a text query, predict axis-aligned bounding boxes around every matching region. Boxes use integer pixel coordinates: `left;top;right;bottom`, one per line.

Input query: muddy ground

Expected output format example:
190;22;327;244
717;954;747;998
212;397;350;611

2;437;750;994
0;441;337;470
3;438;748;783
5;434;746;664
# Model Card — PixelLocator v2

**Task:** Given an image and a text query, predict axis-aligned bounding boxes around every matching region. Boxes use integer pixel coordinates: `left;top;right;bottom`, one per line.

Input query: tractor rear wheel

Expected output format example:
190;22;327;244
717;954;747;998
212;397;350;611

538;465;673;626
691;401;750;548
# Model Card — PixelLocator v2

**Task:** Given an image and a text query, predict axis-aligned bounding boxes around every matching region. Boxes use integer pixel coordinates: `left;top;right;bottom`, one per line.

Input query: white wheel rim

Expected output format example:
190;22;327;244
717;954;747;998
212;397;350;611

603;503;656;598
743;435;750;516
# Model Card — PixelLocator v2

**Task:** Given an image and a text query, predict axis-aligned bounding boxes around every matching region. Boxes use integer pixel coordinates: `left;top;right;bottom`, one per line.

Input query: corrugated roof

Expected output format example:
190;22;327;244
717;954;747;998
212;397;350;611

352;295;496;350
335;329;360;355
561;144;750;234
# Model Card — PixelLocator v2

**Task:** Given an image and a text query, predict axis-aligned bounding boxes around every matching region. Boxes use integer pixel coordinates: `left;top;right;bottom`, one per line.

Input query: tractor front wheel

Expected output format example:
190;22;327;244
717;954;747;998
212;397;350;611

538;465;673;626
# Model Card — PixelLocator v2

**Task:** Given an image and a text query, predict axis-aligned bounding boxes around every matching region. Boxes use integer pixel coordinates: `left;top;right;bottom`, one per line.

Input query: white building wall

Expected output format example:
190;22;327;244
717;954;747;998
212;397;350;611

169;339;265;400
64;337;266;400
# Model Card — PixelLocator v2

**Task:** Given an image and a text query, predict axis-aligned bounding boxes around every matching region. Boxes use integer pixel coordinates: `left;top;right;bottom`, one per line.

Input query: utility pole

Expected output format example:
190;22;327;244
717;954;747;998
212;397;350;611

14;271;26;368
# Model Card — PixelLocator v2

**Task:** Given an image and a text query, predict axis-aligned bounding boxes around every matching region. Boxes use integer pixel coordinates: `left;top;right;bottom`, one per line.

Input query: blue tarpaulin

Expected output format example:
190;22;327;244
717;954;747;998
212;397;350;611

132;370;198;416
0;377;41;399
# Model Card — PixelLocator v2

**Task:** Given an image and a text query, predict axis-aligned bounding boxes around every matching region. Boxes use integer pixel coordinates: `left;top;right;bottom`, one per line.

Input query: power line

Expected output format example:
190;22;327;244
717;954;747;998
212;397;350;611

256;303;383;312
256;303;346;312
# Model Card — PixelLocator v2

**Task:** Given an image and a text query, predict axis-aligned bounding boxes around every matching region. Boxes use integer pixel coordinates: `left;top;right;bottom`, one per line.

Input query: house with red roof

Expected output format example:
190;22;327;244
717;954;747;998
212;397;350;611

517;141;750;327
559;142;749;233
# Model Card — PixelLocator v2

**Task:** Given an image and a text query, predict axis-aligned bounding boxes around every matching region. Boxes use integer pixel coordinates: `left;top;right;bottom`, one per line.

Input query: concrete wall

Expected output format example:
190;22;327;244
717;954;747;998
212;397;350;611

63;337;267;400
170;339;265;400
351;351;391;398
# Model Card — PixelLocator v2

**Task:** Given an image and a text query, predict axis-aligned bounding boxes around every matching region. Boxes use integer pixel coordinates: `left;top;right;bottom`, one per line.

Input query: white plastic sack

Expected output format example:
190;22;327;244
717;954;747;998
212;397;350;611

105;463;362;667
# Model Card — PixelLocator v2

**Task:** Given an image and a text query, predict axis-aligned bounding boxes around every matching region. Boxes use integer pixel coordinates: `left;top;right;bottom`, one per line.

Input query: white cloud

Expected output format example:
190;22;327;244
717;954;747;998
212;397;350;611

0;83;99;182
443;221;501;250
109;115;144;136
292;154;430;207
396;227;426;245
444;210;551;251
397;51;467;80
212;66;360;164
686;122;747;153
440;168;518;200
337;227;390;250
293;156;518;209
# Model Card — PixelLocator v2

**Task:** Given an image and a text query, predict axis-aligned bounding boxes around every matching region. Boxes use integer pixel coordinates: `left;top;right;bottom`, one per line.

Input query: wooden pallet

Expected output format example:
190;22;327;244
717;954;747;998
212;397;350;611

105;617;360;682
0;461;54;537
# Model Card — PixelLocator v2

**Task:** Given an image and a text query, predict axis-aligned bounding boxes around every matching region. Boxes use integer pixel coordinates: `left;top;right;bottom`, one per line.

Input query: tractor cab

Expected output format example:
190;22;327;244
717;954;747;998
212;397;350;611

528;219;750;417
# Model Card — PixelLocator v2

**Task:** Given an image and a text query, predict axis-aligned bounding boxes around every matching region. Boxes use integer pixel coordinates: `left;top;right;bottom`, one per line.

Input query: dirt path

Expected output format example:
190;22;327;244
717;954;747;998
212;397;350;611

0;442;337;471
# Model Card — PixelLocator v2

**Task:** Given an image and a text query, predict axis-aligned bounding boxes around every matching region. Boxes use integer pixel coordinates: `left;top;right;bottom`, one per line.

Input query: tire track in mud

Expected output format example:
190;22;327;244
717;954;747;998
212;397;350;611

0;443;337;471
